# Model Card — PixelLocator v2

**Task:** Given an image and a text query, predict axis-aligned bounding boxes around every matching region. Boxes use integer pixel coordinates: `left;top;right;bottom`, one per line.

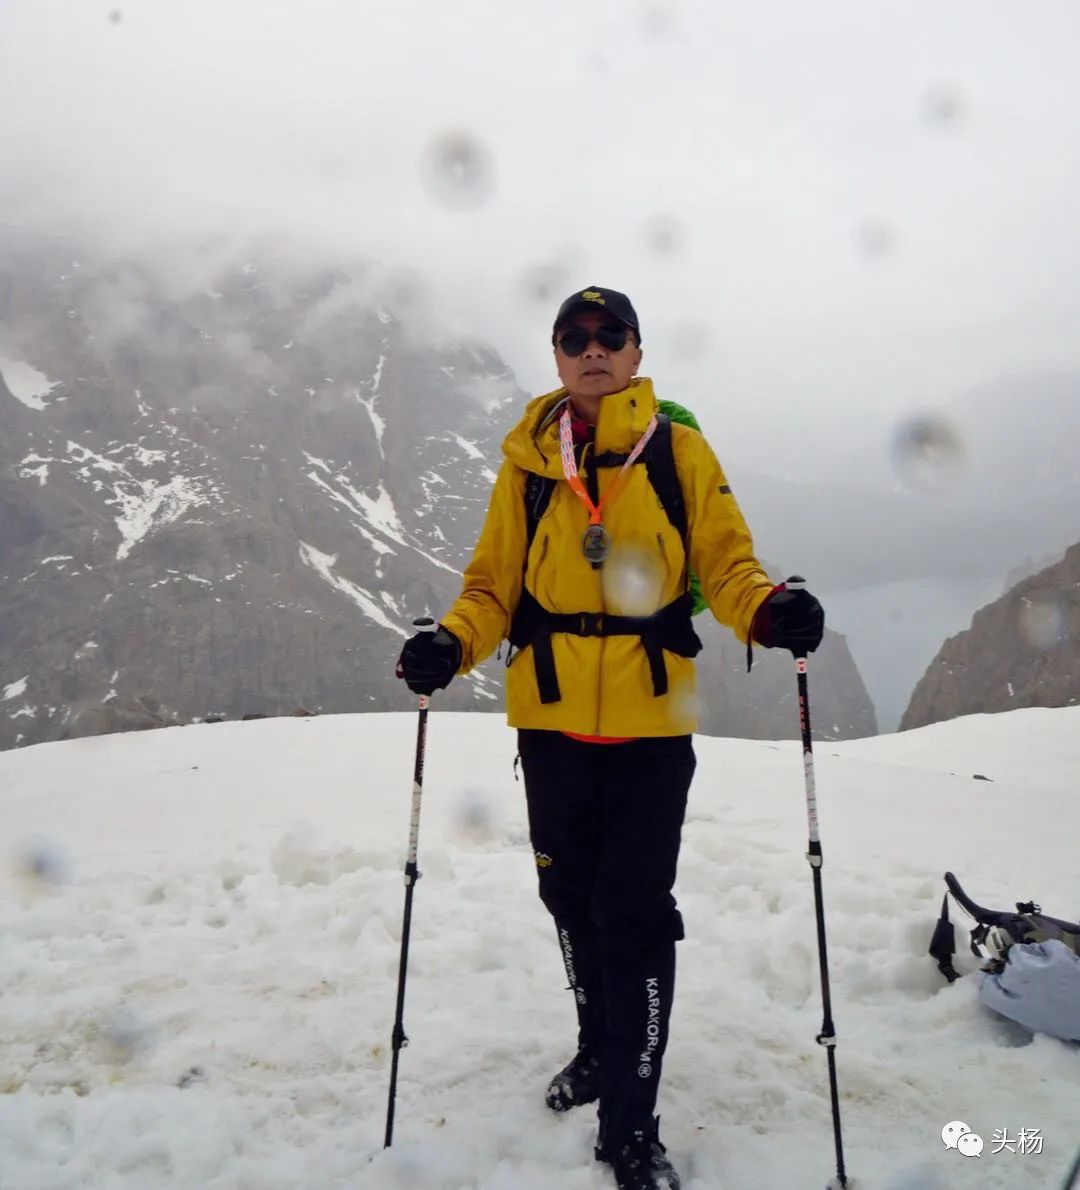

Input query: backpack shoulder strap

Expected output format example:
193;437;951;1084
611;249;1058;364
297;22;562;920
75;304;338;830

523;470;556;550
643;414;687;543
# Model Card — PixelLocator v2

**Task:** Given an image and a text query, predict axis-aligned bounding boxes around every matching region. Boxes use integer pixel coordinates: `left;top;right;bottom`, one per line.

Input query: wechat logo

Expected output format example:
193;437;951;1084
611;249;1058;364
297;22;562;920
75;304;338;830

942;1121;983;1158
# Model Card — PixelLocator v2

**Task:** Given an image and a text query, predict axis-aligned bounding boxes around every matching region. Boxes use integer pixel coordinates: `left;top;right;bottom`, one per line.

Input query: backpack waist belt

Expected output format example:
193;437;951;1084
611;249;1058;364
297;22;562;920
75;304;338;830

509;588;702;705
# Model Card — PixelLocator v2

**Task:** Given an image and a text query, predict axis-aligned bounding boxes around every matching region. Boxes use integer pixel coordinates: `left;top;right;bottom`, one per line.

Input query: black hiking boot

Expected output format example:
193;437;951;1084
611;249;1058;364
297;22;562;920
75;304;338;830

544;1049;601;1112
595;1118;680;1190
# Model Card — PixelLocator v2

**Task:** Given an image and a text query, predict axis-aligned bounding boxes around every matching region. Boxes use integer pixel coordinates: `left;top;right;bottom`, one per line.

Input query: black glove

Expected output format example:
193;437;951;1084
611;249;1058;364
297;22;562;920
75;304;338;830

752;584;825;654
396;626;462;696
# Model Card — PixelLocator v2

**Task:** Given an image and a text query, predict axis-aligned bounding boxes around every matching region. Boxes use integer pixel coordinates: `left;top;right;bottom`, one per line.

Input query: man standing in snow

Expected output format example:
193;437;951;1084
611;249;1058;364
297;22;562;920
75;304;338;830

396;287;824;1189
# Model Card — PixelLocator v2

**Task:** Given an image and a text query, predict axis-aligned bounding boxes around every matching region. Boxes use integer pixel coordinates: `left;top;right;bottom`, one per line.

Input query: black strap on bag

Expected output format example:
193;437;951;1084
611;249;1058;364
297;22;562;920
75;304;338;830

929;871;1080;984
509;589;702;705
929;894;961;983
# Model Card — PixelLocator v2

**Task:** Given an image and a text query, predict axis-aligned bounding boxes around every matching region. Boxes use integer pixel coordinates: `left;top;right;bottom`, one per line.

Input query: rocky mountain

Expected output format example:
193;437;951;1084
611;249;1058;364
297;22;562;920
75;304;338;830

0;229;876;748
900;542;1080;729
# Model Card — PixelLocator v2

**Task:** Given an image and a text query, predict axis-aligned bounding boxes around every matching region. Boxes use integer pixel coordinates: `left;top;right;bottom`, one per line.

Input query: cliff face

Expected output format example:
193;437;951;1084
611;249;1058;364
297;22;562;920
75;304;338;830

901;543;1080;730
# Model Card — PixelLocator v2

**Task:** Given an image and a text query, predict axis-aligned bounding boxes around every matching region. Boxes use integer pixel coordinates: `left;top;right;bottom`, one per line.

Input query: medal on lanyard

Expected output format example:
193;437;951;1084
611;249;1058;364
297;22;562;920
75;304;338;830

582;523;611;566
559;408;659;569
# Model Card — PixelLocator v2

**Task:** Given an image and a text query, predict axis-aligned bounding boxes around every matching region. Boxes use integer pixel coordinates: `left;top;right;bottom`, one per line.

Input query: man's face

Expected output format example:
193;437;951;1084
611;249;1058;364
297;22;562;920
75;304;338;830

554;309;642;399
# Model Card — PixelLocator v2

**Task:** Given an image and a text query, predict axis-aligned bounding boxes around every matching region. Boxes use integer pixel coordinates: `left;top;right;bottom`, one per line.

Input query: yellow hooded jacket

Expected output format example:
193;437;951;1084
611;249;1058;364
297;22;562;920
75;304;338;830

440;378;774;737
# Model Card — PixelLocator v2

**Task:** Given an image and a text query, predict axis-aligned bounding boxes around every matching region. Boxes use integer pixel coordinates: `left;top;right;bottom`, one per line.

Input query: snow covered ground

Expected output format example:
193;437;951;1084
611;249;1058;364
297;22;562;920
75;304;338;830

2;707;1078;1189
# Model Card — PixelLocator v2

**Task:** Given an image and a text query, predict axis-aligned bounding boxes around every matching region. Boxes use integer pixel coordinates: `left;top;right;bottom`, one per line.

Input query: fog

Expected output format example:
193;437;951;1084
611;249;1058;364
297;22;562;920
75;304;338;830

3;0;1079;729
4;0;1079;474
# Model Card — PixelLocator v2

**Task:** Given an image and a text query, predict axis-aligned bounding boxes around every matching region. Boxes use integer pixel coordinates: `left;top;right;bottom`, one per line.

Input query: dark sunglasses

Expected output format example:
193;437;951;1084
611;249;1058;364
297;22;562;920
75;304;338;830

556;324;630;356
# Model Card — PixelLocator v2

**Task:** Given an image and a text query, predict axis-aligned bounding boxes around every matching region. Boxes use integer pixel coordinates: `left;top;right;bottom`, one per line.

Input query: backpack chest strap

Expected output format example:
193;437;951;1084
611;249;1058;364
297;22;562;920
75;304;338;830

591;450;641;468
509;589;702;705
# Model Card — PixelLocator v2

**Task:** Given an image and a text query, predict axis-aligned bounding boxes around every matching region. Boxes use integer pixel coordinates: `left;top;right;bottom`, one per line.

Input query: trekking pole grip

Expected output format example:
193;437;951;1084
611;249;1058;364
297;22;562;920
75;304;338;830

412;616;436;708
784;575;810;661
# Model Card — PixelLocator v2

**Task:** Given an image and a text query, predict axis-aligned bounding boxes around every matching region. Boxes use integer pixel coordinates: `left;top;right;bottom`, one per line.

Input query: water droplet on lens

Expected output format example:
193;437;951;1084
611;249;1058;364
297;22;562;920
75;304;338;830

856;217;900;259
644;214;684;255
107;8;124;24
15;837;70;887
920;81;967;128
1018;594;1066;651
667;677;699;730
603;545;664;617
641;2;677;38
421;130;496;213
102;1006;155;1063
891;415;966;493
453;789;495;845
521;263;570;304
668;319;711;361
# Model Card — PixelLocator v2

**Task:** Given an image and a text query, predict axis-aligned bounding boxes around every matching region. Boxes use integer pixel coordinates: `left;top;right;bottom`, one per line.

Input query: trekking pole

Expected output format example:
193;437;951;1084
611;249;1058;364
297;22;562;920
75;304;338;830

384;616;436;1149
786;576;849;1190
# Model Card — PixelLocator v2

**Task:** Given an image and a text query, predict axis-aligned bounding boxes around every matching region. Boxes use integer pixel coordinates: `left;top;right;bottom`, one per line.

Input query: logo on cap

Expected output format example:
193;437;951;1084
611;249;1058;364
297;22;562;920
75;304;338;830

580;290;606;304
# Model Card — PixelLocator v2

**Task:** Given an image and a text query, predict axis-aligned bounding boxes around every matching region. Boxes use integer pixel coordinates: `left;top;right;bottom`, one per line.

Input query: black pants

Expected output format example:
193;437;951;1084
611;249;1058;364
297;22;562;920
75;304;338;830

518;729;695;1145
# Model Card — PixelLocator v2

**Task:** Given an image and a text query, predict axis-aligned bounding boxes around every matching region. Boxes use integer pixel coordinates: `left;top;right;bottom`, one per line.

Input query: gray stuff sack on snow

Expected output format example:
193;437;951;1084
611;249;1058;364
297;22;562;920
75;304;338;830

978;940;1080;1042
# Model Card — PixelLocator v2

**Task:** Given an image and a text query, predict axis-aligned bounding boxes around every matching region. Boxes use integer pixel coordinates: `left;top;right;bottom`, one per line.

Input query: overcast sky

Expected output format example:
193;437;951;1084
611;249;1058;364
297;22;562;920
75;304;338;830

3;0;1079;481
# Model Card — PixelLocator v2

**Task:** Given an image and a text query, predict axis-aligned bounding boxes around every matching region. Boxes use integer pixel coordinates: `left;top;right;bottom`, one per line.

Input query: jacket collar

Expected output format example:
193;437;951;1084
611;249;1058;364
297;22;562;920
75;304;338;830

503;378;659;477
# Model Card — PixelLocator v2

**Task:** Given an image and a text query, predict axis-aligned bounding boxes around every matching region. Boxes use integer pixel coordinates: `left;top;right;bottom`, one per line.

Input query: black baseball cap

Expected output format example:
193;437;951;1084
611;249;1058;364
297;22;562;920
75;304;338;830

552;287;641;345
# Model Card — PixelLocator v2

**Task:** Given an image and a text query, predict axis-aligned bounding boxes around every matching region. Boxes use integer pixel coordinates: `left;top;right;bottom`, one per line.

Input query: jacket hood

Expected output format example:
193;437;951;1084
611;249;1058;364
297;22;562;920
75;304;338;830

502;377;660;478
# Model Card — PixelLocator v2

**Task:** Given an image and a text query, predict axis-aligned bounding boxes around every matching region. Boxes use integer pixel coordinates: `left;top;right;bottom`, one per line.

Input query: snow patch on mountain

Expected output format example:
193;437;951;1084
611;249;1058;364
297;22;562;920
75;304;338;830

18;453;55;485
111;475;217;561
448;432;484;461
3;677;29;701
348;480;403;542
131;446;168;468
352;524;396;557
356;390;385;454
306;470;458;575
68;441;124;477
0;356;61;410
463;669;498;701
370;353;386;394
298;541;407;637
62;440;221;561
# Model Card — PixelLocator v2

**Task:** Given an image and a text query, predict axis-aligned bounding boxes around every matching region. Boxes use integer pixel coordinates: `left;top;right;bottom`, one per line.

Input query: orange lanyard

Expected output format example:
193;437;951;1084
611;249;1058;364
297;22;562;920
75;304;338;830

559;408;658;526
